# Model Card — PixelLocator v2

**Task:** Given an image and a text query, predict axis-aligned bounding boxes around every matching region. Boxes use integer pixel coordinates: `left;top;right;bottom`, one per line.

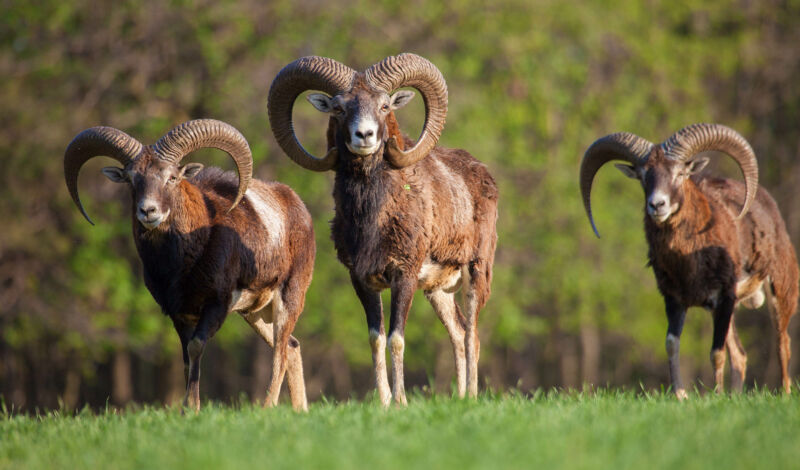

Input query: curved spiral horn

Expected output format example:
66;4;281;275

267;56;357;171
365;53;448;168
579;132;655;237
661;123;759;219
153;119;253;212
64;126;144;224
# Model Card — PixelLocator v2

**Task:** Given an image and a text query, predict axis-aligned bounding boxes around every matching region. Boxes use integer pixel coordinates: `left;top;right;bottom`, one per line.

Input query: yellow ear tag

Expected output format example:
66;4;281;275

403;184;411;191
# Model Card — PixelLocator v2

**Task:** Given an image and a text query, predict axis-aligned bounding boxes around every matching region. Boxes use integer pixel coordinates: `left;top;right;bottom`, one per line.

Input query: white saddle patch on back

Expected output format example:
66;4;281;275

245;188;284;247
431;158;473;228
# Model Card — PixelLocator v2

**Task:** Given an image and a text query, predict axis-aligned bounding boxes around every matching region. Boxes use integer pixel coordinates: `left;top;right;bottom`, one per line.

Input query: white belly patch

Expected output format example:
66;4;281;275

418;261;462;292
229;288;275;314
737;276;765;309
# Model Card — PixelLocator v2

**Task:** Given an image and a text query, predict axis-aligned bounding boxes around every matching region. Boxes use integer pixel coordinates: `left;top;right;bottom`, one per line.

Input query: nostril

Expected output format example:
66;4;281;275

139;206;155;216
649;200;665;210
355;129;374;140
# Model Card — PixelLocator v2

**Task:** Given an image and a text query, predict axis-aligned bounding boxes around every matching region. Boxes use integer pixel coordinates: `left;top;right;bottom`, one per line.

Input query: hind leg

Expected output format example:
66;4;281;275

462;262;491;398
261;293;302;408
777;320;793;394
276;270;311;411
765;280;794;394
425;289;467;397
726;317;747;393
283;336;307;410
242;308;307;411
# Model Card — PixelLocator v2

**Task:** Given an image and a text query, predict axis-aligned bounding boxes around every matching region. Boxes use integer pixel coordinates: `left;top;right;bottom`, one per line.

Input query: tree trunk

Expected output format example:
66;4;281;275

112;350;133;405
62;366;81;410
560;334;580;389
330;346;353;399
580;324;601;386
250;338;270;403
10;355;27;410
163;352;185;406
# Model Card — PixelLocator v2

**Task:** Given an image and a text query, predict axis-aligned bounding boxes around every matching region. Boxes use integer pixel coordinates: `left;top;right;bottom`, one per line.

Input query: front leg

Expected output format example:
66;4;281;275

172;317;193;389
388;275;416;406
711;291;736;394
184;300;229;412
664;295;688;400
351;274;391;406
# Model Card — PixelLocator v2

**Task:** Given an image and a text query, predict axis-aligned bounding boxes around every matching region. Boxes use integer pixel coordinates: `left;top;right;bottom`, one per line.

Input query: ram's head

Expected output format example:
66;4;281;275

580;123;759;236
64;119;253;229
268;53;448;170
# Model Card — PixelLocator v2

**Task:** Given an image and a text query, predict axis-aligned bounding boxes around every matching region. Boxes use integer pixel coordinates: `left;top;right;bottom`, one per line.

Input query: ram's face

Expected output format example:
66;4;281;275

307;82;415;156
615;148;709;224
101;153;203;230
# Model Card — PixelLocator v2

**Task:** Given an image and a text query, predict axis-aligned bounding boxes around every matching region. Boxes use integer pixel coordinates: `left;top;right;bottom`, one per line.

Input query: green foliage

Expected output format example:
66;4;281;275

2;0;799;405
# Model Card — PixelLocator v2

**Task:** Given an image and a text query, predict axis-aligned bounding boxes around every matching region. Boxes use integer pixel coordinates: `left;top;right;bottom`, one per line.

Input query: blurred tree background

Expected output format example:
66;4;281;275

2;0;800;409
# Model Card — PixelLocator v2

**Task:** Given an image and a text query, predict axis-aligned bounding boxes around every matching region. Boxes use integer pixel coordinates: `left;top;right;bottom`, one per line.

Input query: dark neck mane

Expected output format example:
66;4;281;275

132;181;211;315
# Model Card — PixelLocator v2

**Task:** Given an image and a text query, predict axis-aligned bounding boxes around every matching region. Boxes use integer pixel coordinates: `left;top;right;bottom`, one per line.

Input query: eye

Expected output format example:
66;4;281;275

381;104;390;112
168;175;178;184
333;105;344;115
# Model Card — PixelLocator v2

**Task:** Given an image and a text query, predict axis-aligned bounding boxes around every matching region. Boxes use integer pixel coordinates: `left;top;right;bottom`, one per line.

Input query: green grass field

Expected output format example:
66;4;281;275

2;390;799;470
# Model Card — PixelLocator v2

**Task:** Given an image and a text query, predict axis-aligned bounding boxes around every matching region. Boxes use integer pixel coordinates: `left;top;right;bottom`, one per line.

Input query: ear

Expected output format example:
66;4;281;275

390;90;415;110
307;93;334;113
180;163;204;179
101;166;127;183
687;156;709;175
614;163;639;179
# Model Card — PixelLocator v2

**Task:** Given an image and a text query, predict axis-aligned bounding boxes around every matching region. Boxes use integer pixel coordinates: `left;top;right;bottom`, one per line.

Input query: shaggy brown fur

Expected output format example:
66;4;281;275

115;150;314;411
321;79;498;405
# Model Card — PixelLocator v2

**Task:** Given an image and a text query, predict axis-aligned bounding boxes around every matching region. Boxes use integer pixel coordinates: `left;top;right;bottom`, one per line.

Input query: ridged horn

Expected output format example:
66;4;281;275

580;132;655;237
154;119;253;212
267;56;357;171
661;123;759;219
64;127;143;225
365;53;448;168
